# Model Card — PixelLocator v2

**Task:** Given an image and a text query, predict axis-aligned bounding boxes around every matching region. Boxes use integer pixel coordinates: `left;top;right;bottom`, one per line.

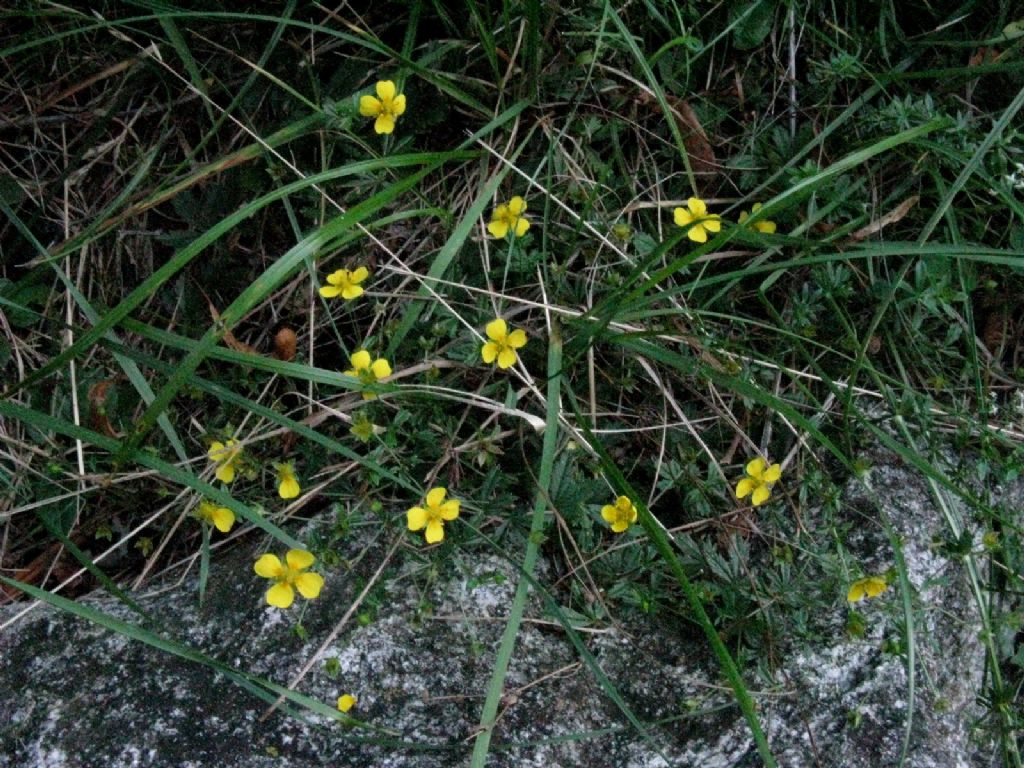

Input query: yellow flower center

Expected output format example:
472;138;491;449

424;503;445;526
356;367;378;386
496;209;524;229
274;564;303;588
610;504;633;526
377;94;401;118
491;335;515;358
282;566;301;585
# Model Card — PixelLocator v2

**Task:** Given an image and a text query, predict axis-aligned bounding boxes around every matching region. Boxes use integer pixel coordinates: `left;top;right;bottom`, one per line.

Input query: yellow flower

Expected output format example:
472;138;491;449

337;694;357;713
320;267;369;300
601;495;638;533
480;318;527;370
735;457;782;507
487;196;531;239
673;197;721;243
344;350;392;400
738;203;777;234
847;576;887;603
276;462;300;500
253;549;324;608
196;499;235;533
406;487;460;544
359;80;406;135
208;439;243;484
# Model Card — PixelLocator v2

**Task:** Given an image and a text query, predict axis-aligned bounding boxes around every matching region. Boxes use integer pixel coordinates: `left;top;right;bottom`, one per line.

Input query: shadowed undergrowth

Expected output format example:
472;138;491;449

1;2;1023;765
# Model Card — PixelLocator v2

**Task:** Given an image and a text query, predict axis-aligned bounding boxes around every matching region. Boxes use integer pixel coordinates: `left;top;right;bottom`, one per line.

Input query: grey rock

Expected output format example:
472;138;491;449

0;449;1005;767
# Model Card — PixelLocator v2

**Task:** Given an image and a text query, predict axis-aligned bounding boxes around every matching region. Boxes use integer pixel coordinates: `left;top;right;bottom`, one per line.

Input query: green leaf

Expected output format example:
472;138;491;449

731;0;775;51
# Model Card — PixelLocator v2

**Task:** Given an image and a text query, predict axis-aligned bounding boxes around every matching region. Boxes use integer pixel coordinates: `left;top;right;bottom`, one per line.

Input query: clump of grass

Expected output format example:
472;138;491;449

2;2;1023;765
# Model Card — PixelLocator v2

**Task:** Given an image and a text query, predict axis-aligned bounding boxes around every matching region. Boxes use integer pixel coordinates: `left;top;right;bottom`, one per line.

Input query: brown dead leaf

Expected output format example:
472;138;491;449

88;380;123;438
638;92;717;176
671;98;717;176
846;196;919;243
208;300;257;354
0;543;88;605
983;309;1009;354
968;47;1000;67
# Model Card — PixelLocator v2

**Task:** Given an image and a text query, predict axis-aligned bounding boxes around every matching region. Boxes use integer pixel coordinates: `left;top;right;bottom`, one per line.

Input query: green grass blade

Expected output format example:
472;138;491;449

0;574;401;739
121;160;443;456
471;321;611;764
569;398;777;765
385;109;534;357
0;398;306;551
4;151;469;401
102;324;419;493
0;197;189;462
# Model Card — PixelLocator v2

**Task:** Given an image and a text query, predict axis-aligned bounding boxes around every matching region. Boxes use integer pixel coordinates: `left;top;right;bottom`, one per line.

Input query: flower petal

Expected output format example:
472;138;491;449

481;341;499;363
351;266;369;283
407;506;427;531
506;329;527;349
496;347;518;369
762;463;782;483
735;478;755;499
374;114;395;134
487;219;510;239
425;519;445;543
847;582;866;602
392;94;406;116
600;505;616;523
376;80;396;101
295;571;325;599
439;500;460;521
751;485;771;506
686;225;708;243
485;318;508;342
745;457;767;480
286;549;316;570
319;284;343;298
508;196;527;216
211;507;235;533
266;582;295;608
865;577;887;597
687;197;707;217
337;694;357;713
359;95;382;117
673;207;693;227
215;463;236;484
703;216;721;233
350;350;371;372
425;487;448;509
208;441;225;460
757;221;777;234
341;285;364;300
254;554;284;578
513;217;530;237
611;519;629;533
279;475;301;499
370;358;392;379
